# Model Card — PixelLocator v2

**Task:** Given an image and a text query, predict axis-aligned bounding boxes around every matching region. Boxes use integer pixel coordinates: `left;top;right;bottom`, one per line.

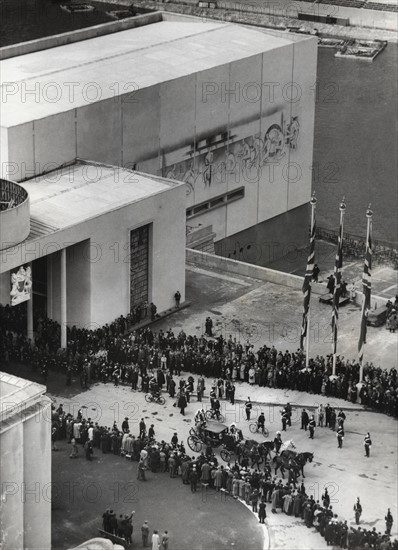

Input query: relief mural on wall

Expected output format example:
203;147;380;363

163;113;300;198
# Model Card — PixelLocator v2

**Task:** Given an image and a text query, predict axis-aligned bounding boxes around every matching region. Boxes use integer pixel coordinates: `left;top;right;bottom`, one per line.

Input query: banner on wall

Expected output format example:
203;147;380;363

10;265;32;306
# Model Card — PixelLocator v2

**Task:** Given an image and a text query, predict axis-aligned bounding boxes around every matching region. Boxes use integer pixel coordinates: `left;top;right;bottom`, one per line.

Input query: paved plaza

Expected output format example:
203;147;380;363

48;377;397;549
36;262;397;549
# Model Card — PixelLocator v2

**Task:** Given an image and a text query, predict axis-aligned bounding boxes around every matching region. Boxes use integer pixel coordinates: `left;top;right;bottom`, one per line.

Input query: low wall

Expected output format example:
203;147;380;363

0;12;162;60
186;247;322;292
186;248;391;307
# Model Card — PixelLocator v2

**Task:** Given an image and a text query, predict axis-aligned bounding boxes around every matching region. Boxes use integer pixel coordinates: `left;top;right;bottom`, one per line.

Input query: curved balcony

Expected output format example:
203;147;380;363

0;179;30;250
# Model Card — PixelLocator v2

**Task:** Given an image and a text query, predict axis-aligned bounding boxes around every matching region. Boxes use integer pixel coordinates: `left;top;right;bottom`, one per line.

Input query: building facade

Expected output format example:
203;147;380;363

1;17;317;266
0;373;52;550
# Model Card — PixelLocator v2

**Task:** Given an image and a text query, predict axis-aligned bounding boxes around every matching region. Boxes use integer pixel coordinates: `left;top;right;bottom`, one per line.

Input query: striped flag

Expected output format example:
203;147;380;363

300;196;317;350
358;209;373;363
332;202;346;356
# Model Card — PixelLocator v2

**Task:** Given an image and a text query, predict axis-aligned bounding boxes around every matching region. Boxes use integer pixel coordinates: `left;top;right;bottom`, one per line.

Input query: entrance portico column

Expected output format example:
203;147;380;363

60;248;67;349
27;262;34;345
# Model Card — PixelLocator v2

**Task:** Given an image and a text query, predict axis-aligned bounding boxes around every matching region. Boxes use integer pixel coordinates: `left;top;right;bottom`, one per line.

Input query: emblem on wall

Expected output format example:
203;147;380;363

10;265;32;306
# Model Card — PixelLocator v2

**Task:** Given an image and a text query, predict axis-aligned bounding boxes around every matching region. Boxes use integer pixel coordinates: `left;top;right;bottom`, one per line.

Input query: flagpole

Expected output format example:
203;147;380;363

300;193;317;364
359;206;373;382
332;199;346;376
305;196;317;367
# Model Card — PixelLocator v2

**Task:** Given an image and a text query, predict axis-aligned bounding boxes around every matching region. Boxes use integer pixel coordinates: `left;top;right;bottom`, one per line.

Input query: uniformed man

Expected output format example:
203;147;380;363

281;408;289;432
364;432;372;457
308;415;316;439
337;425;344;448
274;431;283;454
245;397;253;421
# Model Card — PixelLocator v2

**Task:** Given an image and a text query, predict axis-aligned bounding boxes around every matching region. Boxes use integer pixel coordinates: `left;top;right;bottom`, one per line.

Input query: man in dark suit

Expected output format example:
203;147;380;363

301;409;309;430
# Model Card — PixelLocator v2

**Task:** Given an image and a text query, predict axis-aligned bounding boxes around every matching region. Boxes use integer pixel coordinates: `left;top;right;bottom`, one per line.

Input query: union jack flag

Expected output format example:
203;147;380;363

332;201;346;356
300;196;317;350
358;209;373;363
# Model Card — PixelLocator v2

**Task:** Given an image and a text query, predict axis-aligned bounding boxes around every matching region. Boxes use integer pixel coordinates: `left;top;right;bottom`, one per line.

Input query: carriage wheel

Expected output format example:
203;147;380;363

144;394;152;403
263;428;269;438
205;410;213;420
220;449;231;462
187;436;202;453
249;423;257;434
218;413;225;423
158;396;166;405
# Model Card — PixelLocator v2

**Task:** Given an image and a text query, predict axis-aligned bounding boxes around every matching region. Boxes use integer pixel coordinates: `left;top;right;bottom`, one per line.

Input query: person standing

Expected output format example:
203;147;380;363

189;466;198;493
137;459;147;481
337;424;344;449
281;408;289;432
354;498;362;525
385;509;393;535
317;404;324;427
178;391;187;416
161;530;169;550
364;432;372;457
337;409;346;428
152;530;160;550
230;384;236;405
139;419;146;439
245;397;253;421
301;409;309;431
258;497;267;524
141;521;150;547
174;291;181;307
312;264;320;282
308;416;316;439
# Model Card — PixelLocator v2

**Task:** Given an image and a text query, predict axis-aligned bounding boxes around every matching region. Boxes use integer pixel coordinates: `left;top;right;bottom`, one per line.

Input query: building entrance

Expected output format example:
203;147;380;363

130;225;149;312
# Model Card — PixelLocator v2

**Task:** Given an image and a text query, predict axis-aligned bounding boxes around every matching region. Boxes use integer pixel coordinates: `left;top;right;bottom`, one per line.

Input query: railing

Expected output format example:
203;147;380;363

0;179;28;211
316;226;398;268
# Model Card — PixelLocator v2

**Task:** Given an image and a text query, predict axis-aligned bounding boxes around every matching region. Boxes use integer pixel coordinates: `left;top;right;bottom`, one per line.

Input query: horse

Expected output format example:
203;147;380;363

280;440;297;453
272;455;300;482
281;451;314;478
258;441;275;461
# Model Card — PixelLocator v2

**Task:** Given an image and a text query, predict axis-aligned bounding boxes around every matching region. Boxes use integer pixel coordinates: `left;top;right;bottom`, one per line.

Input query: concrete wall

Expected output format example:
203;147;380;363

215;203;309;266
187;247;391;308
0;398;52;550
0;198;30;250
187;246;311;290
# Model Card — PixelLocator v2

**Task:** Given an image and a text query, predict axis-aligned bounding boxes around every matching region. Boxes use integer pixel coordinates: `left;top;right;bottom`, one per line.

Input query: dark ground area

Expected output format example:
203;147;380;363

51;444;265;550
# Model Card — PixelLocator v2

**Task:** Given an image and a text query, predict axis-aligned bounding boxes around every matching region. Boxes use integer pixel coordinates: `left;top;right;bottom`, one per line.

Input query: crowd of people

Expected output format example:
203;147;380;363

50;399;397;550
1;303;397;419
2;299;397;548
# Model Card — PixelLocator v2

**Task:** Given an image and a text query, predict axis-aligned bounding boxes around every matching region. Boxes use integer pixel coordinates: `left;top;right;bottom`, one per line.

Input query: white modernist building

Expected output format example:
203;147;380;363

1;16;317;265
0;162;186;340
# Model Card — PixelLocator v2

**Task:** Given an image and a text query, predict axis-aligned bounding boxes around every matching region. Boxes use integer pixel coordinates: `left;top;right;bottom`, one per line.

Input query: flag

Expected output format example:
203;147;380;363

332;203;345;356
300;198;317;350
358;212;372;363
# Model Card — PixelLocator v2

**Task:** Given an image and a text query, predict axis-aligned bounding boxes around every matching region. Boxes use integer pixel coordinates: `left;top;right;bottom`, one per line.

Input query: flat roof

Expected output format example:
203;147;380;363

1;21;300;127
19;161;183;230
0;371;48;423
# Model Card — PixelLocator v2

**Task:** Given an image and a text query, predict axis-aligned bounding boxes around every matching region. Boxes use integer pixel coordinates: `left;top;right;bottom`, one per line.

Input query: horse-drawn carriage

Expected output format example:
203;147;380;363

187;422;277;467
187;422;231;453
